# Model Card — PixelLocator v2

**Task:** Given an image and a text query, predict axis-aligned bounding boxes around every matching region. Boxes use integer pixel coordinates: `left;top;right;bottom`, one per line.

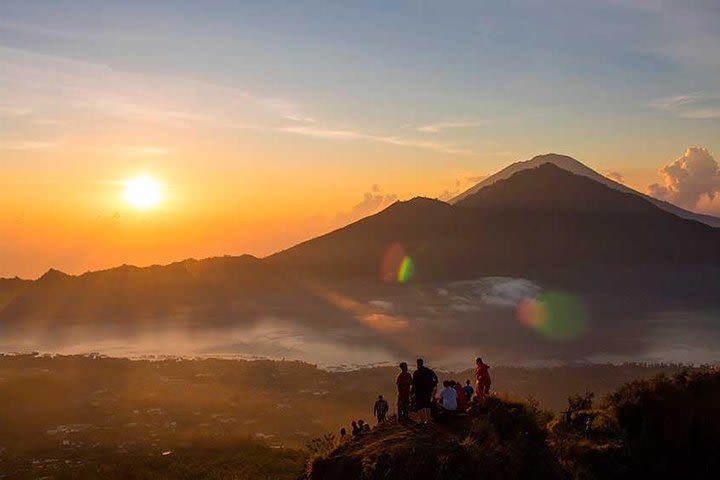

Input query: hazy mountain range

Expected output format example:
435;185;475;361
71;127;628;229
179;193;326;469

2;154;719;366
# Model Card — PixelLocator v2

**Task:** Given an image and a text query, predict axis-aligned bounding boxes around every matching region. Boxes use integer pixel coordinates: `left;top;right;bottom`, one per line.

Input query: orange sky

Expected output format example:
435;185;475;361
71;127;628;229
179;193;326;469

2;2;720;278
2;137;707;279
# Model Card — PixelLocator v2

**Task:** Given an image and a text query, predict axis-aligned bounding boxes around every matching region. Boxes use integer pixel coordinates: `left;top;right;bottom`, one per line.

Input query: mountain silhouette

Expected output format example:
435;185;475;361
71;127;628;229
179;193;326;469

451;153;720;227
270;163;720;280
0;277;31;310
0;255;341;332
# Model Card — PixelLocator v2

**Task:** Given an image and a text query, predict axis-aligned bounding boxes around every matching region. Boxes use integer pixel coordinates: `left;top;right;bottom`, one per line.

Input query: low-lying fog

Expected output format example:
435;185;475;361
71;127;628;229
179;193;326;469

3;277;719;369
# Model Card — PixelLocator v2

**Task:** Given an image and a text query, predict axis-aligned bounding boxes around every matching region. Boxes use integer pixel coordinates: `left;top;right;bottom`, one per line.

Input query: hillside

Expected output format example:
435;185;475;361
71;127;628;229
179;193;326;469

0;255;343;332
0;277;31;310
304;369;720;480
305;397;564;480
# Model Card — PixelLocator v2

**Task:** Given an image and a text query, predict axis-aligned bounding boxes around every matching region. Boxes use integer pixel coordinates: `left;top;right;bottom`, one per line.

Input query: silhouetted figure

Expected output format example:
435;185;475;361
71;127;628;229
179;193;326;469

474;357;491;404
438;380;458;416
453;380;468;412
463;380;474;402
340;427;347;439
373;394;389;424
396;362;413;422
357;419;366;434
363;423;371;432
351;421;361;436
411;358;438;424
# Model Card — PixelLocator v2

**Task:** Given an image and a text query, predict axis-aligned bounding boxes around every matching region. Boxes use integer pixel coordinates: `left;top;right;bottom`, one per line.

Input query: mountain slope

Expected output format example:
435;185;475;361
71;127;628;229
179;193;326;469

270;163;720;280
305;370;720;480
0;277;31;310
450;153;720;227
0;255;339;332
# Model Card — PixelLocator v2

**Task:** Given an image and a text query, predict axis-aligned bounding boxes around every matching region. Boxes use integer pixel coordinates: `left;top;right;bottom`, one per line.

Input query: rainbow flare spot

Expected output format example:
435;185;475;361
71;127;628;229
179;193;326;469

517;291;589;341
397;256;414;283
380;242;415;283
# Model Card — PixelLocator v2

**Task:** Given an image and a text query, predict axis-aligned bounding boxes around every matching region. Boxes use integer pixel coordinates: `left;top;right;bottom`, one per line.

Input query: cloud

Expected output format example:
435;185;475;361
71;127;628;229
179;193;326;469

0;47;481;157
442;277;543;311
0;105;31;117
121;146;170;156
605;171;624;183
332;187;398;227
679;109;720;119
415;121;484;134
466;175;487;184
649;93;720;119
280;125;473;155
436;175;487;202
437;180;462;202
646;147;720;208
0;46;311;132
368;300;394;311
0;141;56;150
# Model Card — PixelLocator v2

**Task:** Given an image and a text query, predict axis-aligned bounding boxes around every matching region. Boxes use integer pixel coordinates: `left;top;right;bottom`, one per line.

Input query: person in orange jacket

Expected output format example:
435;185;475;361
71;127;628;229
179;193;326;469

452;380;468;412
474;357;491;403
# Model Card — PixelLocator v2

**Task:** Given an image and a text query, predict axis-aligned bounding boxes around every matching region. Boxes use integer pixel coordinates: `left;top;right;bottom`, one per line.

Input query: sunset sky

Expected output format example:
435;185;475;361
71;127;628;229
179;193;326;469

2;0;720;278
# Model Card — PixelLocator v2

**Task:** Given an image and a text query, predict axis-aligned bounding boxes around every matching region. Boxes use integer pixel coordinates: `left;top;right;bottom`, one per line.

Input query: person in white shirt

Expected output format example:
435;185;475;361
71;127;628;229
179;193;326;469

438;380;458;412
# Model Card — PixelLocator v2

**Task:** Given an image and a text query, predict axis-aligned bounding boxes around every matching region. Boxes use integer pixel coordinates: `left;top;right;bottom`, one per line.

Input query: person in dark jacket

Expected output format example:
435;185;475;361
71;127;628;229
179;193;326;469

396;362;413;422
373;395;389;423
463;380;474;402
411;358;438;424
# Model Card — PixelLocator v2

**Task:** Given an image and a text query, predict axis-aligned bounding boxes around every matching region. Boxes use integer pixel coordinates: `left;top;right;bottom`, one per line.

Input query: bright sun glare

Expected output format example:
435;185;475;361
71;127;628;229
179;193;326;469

124;175;163;209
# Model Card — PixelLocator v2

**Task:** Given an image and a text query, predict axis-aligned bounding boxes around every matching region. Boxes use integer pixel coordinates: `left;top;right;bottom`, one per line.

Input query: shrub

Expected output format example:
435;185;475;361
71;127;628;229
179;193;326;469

605;370;720;477
463;396;563;479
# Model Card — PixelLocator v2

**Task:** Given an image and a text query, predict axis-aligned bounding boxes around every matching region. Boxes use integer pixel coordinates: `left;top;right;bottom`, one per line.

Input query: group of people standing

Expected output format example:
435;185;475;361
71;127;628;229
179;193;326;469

391;356;492;424
342;356;493;438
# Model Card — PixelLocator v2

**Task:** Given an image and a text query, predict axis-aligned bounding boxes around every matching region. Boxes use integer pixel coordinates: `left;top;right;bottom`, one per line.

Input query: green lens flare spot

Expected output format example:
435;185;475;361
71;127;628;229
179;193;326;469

396;256;414;283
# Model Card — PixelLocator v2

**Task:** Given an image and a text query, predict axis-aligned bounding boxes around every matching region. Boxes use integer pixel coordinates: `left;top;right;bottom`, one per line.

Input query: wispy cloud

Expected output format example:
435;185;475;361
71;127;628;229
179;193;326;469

0;141;56;150
466;175;487;184
0;20;82;40
679;109;720;119
0;105;31;117
0;46;312;132
649;93;720;119
0;47;494;158
280;125;474;155
605;171;624;183
332;187;398;228
415;121;484;134
120;146;170;156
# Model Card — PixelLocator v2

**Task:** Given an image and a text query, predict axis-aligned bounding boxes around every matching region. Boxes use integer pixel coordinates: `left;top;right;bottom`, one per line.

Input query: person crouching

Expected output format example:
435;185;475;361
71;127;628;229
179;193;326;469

437;380;458;419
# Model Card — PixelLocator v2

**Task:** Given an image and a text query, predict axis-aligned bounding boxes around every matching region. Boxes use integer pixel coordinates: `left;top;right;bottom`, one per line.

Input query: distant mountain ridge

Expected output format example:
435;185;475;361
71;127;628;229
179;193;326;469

0;255;341;332
269;163;720;280
450;153;720;227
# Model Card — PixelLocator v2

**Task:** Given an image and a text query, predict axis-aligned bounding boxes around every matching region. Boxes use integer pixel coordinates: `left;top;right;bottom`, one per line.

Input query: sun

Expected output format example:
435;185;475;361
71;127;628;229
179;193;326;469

124;175;163;209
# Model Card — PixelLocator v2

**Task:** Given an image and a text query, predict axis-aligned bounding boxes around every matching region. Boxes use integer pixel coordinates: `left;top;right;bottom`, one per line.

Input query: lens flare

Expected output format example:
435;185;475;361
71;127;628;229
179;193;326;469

380;242;415;283
397;256;414;283
517;291;589;341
